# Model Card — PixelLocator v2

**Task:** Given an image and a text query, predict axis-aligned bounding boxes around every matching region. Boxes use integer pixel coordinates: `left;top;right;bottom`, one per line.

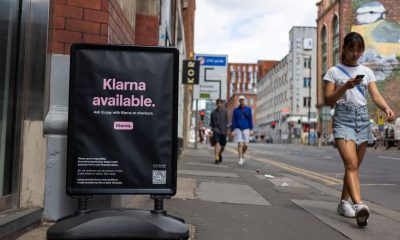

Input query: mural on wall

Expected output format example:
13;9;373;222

351;0;400;80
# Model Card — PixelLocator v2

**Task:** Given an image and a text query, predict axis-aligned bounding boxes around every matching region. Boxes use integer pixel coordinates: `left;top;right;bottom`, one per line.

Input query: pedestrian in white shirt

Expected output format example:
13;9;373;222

324;32;395;228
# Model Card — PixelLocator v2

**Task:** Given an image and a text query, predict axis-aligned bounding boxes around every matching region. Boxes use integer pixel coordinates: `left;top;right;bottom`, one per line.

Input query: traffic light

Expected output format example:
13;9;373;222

271;121;276;129
200;111;205;121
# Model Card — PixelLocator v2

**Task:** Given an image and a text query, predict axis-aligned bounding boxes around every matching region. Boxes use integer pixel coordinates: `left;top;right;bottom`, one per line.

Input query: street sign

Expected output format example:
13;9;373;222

67;44;179;195
193;54;228;100
182;60;199;84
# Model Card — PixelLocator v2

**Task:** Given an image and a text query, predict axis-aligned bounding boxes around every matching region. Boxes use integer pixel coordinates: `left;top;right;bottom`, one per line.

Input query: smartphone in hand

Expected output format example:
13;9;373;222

354;74;365;84
355;74;365;80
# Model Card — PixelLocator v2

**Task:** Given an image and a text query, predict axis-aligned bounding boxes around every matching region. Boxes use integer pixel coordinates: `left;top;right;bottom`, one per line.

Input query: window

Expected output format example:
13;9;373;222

332;16;340;66
303;78;311;88
183;0;189;8
321;27;328;74
304;58;311;68
1;0;21;207
303;97;311;107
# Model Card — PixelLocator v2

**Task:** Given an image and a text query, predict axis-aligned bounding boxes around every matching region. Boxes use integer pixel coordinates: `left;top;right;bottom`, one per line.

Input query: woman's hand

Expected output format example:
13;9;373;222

345;78;363;89
385;108;395;122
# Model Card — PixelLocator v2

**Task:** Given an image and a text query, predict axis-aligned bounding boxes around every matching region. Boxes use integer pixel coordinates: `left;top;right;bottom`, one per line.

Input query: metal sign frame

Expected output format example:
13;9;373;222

66;44;179;195
193;54;228;100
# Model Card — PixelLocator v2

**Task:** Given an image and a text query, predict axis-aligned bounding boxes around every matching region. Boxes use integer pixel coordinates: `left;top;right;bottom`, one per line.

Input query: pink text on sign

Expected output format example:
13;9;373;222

114;121;134;130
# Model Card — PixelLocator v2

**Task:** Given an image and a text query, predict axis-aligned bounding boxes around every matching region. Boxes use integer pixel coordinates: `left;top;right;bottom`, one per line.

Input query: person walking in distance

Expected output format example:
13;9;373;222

324;32;395;227
231;95;253;165
209;99;229;164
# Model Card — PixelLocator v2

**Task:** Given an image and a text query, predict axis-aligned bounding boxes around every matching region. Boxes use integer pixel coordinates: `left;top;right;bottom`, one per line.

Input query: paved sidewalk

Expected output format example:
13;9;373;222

17;143;400;240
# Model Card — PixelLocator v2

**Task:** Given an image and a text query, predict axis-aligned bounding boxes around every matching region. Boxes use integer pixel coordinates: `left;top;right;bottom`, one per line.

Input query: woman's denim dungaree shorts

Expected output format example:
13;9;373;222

333;104;373;145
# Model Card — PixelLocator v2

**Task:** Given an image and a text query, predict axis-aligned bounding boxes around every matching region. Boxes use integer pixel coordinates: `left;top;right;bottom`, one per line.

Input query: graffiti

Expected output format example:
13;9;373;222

351;0;400;80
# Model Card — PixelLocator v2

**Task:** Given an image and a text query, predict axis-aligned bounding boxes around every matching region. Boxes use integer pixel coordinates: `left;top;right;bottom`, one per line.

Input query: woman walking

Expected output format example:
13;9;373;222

324;32;395;227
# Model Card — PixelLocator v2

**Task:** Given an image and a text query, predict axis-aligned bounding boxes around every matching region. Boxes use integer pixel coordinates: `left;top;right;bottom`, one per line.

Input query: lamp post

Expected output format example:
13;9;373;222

308;56;312;145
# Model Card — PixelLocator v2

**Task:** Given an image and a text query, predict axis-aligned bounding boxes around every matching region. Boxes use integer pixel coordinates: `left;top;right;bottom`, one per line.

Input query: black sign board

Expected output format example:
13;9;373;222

67;44;179;195
182;60;199;84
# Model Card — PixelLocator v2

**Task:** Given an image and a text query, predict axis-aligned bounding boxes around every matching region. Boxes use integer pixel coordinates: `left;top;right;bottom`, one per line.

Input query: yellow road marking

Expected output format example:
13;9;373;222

226;147;342;185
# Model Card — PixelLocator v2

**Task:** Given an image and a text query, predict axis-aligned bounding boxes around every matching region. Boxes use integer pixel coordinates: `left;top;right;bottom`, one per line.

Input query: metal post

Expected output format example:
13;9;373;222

150;195;167;215
308;57;312;145
194;99;198;149
73;195;93;215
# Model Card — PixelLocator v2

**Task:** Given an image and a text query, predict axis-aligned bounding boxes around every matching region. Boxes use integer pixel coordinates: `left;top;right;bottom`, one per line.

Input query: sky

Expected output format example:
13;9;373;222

194;0;320;63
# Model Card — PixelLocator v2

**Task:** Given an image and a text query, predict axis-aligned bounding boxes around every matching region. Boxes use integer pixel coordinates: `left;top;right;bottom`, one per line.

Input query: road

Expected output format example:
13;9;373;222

228;143;400;212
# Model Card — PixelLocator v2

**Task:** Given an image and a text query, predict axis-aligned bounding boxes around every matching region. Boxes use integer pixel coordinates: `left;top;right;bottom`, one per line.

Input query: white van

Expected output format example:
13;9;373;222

395;117;400;140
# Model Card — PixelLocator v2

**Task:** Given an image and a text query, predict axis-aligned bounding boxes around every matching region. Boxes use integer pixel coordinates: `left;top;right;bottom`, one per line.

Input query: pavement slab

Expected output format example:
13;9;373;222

178;169;239;178
196;182;271;206
174;177;197;200
291;199;400;240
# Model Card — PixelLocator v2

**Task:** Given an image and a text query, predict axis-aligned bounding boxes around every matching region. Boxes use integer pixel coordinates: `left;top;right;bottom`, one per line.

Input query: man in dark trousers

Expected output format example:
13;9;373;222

210;99;228;164
231;95;253;165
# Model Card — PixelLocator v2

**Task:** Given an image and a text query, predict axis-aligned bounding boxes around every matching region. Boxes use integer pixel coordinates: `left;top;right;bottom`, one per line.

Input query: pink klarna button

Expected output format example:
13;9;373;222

114;121;134;130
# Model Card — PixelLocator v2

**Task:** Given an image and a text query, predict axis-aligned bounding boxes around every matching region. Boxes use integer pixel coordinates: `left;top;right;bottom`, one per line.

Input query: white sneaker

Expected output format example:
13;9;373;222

238;158;245;165
354;203;370;227
337;200;355;218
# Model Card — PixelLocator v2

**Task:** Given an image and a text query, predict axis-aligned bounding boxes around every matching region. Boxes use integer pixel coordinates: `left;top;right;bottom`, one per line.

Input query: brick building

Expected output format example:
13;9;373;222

225;61;277;134
257;60;279;82
182;0;196;149
316;0;400;136
0;0;195;237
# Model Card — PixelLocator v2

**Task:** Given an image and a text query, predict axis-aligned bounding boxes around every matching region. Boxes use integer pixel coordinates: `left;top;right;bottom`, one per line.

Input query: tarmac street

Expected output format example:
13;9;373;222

17;143;400;240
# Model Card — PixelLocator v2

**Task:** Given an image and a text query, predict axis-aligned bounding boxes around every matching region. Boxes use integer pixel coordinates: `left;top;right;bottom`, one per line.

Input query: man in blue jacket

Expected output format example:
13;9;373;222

231;95;253;165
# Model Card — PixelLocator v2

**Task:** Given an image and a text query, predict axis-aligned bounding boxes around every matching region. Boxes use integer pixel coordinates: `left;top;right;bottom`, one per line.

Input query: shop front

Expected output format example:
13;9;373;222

0;0;20;212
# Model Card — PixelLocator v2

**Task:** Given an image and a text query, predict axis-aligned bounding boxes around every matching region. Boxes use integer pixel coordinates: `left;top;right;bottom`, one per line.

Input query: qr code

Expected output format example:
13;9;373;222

152;170;166;184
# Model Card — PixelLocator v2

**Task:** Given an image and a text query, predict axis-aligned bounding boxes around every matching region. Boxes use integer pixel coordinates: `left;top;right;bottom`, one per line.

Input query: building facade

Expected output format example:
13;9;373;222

227;63;258;100
225;61;277;134
0;0;194;237
256;26;317;144
316;0;400;136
